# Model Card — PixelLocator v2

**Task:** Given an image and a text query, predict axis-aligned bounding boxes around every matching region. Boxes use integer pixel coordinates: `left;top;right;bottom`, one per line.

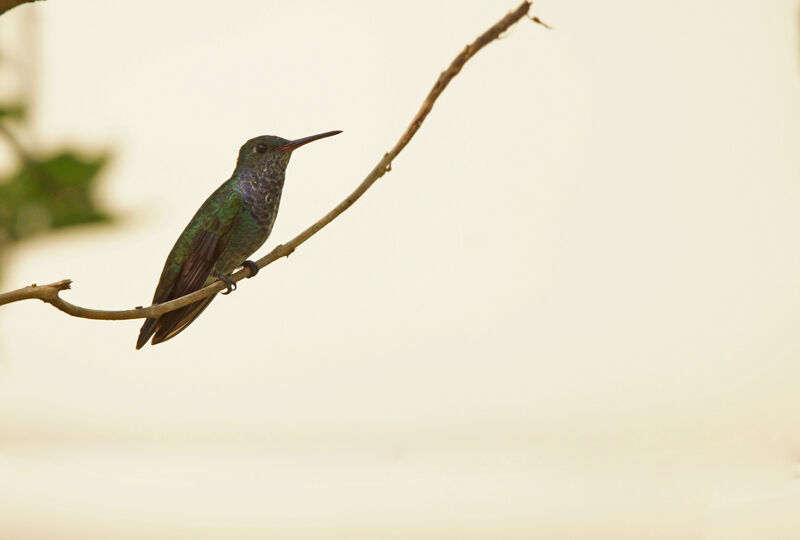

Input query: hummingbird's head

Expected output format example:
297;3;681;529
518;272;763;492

236;130;342;178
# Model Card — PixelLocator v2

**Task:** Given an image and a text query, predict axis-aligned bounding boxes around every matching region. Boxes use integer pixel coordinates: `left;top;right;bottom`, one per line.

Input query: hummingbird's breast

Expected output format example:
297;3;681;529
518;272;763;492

212;176;284;276
236;173;284;228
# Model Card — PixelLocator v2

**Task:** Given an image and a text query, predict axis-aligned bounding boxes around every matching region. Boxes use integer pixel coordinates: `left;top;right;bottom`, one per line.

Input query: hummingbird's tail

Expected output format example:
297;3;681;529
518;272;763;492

135;294;217;349
136;317;159;349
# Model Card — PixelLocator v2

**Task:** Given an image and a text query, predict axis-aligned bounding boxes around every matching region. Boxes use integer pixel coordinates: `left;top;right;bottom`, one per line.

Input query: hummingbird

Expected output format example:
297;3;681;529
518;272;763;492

136;130;342;349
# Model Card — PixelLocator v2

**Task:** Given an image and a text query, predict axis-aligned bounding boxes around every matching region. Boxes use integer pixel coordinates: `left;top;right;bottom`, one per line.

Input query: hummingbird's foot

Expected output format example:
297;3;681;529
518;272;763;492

242;260;259;278
212;270;237;295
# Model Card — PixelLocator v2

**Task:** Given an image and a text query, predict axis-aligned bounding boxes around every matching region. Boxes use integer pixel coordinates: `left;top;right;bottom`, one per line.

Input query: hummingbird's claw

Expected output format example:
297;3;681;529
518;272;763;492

242;260;259;278
212;270;237;295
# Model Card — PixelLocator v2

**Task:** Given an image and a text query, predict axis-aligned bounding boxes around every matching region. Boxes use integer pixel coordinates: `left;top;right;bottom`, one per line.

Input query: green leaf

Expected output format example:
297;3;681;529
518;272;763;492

0;150;111;242
0;103;25;120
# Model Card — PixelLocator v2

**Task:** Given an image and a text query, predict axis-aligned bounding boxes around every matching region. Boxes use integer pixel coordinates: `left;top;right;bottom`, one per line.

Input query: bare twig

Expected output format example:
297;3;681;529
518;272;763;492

0;1;537;320
529;15;553;30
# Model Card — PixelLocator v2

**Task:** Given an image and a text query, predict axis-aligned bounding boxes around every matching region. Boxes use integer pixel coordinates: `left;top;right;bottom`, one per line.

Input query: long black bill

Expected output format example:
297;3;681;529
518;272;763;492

281;130;342;152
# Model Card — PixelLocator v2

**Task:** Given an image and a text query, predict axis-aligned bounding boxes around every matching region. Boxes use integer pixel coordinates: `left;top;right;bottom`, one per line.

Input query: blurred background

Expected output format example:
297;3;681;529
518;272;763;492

0;0;799;538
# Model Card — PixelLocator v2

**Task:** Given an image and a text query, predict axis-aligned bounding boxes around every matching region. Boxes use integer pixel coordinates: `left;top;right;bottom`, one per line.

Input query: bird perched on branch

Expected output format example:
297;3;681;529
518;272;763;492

136;130;342;349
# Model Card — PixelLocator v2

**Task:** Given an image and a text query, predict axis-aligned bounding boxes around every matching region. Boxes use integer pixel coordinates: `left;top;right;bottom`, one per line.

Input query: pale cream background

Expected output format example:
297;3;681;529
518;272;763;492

1;0;799;538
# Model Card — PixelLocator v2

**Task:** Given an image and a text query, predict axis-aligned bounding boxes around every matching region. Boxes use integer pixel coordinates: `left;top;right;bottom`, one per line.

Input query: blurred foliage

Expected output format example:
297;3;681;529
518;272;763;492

0;96;113;276
0;9;116;266
0;147;111;243
0;103;25;120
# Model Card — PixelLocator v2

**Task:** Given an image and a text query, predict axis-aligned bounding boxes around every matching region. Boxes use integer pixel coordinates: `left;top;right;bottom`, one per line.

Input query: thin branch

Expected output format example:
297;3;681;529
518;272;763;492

0;0;43;17
0;1;537;320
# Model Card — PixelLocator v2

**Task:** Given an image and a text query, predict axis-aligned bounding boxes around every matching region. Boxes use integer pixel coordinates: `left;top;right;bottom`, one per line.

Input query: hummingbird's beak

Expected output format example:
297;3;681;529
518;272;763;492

281;130;342;152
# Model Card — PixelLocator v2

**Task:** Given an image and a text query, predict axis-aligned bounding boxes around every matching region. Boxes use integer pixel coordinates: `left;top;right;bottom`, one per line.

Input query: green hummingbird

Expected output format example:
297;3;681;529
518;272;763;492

136;130;342;349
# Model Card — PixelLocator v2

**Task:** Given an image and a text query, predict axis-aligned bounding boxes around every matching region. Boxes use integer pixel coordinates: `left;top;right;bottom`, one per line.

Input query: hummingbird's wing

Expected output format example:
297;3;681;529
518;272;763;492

136;189;243;348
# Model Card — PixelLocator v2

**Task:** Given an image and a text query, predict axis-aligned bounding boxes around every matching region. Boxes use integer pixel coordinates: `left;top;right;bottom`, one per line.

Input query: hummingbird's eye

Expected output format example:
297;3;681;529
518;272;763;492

256;143;267;154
